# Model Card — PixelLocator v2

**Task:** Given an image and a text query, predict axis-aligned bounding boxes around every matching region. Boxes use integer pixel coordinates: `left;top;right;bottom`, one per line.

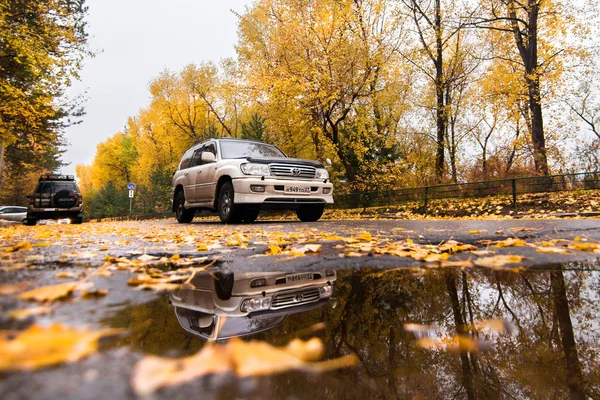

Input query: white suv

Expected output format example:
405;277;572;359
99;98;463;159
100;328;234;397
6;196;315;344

170;139;334;223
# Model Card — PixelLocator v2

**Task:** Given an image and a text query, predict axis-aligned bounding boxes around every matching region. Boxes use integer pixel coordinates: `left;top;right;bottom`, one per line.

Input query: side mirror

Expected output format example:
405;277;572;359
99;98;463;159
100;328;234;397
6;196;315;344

201;152;216;163
324;158;332;169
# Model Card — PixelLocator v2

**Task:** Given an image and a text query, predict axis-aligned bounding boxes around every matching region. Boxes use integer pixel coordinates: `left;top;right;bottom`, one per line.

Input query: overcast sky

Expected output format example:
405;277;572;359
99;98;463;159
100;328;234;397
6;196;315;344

61;0;250;176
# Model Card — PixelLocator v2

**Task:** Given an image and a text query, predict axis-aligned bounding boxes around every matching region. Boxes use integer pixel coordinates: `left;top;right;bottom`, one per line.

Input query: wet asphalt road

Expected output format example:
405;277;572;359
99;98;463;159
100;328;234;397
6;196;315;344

1;218;600;399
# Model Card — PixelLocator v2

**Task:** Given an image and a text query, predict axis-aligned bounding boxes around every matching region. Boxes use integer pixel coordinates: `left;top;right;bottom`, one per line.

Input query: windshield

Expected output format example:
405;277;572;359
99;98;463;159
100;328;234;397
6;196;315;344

219;141;285;159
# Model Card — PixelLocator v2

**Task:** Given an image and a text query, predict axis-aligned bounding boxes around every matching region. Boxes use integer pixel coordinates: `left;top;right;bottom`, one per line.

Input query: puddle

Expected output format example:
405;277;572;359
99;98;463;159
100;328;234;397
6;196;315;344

100;263;600;399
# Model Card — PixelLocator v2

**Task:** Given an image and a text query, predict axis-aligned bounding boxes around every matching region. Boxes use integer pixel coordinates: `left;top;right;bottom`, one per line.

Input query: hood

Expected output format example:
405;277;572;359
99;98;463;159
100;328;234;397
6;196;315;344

245;157;324;169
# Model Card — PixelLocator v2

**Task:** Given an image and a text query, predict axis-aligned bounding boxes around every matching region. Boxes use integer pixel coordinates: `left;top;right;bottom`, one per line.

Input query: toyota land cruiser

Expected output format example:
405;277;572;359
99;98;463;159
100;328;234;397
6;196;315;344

170;138;333;223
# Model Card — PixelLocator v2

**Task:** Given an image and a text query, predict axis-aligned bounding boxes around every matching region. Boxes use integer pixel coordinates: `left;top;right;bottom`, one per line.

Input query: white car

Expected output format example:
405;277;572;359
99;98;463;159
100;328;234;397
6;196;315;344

170;138;334;223
169;270;336;341
0;206;27;222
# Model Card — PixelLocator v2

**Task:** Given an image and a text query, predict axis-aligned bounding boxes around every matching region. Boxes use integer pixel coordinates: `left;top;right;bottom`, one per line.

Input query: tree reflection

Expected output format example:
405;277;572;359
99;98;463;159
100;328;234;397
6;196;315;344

263;265;599;399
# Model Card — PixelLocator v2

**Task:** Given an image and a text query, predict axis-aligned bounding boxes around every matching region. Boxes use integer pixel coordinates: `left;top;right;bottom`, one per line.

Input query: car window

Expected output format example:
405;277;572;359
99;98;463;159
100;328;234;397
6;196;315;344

220;141;285;159
36;182;52;194
204;143;216;156
52;182;78;192
190;147;205;168
179;148;195;170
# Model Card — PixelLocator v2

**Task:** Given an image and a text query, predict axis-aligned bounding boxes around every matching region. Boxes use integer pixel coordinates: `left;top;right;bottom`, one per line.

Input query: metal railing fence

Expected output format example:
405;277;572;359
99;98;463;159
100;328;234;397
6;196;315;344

333;171;600;210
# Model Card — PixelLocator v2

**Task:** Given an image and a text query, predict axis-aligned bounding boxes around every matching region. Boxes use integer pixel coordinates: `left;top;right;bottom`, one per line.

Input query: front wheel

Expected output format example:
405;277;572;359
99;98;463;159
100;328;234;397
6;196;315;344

175;191;194;223
71;216;83;224
296;204;325;222
218;182;242;223
242;207;260;223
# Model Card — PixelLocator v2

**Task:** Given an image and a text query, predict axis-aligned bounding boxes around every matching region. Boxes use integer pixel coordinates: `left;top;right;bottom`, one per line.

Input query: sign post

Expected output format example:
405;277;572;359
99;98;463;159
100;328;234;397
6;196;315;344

128;183;136;218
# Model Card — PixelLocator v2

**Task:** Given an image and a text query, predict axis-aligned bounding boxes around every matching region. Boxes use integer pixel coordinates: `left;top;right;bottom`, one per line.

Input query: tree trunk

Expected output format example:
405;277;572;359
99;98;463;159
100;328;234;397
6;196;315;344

527;72;549;175
445;271;476;400
550;269;586;400
0;139;4;194
434;0;446;183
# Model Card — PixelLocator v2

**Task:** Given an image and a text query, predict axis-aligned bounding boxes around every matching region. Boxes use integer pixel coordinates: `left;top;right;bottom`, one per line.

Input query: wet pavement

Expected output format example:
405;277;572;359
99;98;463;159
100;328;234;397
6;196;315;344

1;219;600;399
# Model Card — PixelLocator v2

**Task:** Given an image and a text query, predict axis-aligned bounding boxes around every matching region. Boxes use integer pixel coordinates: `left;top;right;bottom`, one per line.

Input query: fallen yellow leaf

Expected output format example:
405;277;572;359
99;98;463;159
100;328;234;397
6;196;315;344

474;255;526;269
4;242;32;252
0;281;32;296
0;324;120;371
131;337;356;396
81;289;109;298
357;232;372;242
8;307;53;320
18;282;78;303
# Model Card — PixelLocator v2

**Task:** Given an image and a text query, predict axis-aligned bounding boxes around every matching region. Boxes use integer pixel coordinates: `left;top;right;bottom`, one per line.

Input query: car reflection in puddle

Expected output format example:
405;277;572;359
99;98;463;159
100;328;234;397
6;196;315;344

171;269;336;341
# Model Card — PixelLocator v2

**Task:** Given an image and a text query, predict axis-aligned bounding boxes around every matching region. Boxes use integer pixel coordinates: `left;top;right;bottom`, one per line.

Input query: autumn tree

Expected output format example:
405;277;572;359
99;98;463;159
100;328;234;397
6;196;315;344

0;0;89;199
237;0;411;192
469;0;586;176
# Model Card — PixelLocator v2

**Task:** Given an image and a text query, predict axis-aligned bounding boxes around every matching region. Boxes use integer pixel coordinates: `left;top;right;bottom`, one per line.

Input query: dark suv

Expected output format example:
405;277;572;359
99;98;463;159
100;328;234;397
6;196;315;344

26;175;84;225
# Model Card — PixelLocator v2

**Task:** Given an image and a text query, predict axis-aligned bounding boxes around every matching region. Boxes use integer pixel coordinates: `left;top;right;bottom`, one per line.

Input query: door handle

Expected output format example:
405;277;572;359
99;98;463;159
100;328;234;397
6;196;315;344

197;170;202;174
184;173;188;177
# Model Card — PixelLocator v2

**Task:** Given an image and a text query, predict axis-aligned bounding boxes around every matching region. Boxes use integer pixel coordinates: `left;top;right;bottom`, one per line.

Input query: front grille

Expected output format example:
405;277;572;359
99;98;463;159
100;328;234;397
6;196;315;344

271;287;320;309
269;164;316;179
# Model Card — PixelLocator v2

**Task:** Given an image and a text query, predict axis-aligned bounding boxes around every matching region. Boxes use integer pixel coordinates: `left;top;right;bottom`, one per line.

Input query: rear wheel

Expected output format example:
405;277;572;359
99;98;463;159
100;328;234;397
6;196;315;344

71;216;83;224
25;216;36;226
296;204;325;222
175;191;194;223
218;182;242;223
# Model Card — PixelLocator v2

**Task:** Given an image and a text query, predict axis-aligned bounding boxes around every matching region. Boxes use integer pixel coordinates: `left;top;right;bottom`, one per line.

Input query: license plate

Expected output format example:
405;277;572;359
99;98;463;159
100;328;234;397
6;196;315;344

286;273;314;283
44;208;57;211
284;186;310;194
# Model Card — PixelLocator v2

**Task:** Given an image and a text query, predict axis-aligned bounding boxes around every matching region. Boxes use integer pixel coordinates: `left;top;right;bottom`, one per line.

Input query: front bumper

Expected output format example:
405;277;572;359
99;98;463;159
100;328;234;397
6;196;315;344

232;177;334;206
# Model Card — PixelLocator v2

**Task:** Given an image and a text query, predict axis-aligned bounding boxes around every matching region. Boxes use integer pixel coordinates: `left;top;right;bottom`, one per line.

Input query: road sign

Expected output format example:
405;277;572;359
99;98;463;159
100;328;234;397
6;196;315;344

127;183;136;190
128;190;134;198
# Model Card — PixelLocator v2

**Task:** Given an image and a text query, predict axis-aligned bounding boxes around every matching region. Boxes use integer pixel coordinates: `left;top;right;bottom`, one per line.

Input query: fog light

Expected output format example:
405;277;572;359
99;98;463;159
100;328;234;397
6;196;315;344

251;278;267;288
323;188;332;194
250;185;266;193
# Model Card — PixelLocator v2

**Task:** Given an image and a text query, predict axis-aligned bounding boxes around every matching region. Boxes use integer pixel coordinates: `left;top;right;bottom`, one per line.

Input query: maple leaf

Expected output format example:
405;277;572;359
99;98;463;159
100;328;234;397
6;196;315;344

0;324;121;371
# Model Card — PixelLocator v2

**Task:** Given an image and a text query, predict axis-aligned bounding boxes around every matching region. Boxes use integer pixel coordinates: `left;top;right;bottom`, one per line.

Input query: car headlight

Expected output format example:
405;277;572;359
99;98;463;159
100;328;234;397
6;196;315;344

240;163;270;176
240;297;272;313
319;285;333;298
315;169;329;179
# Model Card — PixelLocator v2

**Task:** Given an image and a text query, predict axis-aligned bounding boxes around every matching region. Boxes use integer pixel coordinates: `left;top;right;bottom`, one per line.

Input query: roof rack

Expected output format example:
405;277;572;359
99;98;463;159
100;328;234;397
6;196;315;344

39;174;75;181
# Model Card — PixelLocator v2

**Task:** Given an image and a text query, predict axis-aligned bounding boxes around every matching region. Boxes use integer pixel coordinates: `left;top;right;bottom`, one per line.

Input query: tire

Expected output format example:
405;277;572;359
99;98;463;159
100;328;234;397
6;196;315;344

214;272;234;300
175;191;194;223
25;217;36;226
54;190;77;208
296;204;325;222
71;216;83;224
242;207;260;223
217;182;242;223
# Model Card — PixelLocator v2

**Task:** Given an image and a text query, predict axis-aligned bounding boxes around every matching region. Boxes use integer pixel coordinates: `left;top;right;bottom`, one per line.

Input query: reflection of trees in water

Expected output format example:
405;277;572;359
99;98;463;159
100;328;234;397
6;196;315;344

263;266;599;399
